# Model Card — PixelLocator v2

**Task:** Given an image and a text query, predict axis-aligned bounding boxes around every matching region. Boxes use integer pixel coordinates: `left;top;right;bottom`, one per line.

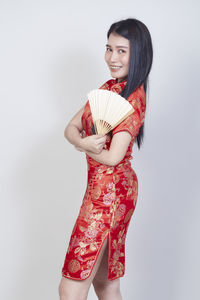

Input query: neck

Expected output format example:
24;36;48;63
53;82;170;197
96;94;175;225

116;77;127;83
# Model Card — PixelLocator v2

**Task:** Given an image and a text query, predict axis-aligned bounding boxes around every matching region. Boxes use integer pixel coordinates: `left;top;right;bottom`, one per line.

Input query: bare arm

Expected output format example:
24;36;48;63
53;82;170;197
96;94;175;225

85;131;132;166
64;105;107;153
64;105;85;148
64;105;132;165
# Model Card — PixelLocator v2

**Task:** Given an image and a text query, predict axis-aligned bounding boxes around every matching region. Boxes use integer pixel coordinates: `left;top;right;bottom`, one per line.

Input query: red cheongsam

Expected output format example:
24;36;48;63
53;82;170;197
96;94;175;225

61;78;146;280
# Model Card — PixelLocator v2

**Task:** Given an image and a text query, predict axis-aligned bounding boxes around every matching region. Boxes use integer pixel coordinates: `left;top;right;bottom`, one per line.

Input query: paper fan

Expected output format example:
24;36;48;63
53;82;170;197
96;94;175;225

87;89;134;134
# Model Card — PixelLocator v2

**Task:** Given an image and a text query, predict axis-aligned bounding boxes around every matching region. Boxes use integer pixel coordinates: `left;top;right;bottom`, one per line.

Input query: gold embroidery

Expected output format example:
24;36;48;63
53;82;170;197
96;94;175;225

68;259;80;273
124;208;134;223
80;269;90;279
93;186;101;199
62;79;145;280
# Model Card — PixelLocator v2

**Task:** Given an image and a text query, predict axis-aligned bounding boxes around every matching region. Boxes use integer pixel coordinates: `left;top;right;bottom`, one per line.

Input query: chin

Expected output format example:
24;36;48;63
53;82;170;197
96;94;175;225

111;75;126;81
110;73;122;79
111;71;126;78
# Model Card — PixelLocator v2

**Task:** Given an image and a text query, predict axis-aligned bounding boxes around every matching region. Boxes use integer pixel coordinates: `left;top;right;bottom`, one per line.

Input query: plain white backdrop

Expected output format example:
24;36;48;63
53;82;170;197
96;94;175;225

0;0;199;299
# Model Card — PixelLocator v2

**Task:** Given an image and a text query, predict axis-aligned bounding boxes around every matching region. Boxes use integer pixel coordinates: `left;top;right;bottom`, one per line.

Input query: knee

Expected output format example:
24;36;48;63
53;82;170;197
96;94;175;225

58;280;88;300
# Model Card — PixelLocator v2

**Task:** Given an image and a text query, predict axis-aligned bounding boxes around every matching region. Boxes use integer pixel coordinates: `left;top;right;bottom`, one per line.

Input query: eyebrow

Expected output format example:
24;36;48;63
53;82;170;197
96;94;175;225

106;44;128;48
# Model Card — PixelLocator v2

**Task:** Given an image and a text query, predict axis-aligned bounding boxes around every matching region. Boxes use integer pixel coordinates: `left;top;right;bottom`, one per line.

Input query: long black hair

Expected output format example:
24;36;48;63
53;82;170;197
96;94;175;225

106;18;153;149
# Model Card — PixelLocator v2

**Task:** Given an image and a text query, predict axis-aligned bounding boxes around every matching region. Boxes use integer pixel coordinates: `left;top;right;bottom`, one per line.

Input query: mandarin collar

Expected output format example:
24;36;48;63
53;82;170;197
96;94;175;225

115;78;127;84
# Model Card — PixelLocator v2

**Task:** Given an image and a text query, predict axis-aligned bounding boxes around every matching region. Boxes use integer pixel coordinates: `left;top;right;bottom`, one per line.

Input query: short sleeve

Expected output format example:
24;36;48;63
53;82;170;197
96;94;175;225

112;109;141;138
112;86;146;138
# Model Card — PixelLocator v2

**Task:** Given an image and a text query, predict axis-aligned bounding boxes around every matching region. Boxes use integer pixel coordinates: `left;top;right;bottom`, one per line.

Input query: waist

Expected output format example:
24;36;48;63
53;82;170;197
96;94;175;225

87;156;132;175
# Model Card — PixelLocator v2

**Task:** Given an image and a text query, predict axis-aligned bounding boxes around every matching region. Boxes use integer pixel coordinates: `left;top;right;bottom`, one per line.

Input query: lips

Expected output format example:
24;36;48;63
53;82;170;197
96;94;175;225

110;65;122;70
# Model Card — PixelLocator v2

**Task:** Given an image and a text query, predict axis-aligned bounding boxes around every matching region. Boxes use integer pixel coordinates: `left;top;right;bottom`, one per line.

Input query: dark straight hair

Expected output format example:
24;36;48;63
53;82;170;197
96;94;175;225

107;18;153;149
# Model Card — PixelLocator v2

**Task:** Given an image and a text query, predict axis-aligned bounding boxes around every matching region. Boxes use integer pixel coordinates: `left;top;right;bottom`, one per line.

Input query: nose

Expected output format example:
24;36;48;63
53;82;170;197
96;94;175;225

110;50;119;63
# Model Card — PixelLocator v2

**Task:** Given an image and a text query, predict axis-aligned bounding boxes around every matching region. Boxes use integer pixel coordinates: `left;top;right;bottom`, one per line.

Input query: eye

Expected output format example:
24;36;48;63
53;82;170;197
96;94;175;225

106;47;112;52
119;49;126;53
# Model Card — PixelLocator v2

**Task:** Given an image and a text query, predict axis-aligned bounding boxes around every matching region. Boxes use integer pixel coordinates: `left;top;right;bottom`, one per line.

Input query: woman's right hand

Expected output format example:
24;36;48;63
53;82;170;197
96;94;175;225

79;134;107;154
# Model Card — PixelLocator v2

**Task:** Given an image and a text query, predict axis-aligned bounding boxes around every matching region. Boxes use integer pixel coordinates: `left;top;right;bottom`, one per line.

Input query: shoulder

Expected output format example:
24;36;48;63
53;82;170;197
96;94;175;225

128;84;146;108
98;79;116;90
127;84;146;124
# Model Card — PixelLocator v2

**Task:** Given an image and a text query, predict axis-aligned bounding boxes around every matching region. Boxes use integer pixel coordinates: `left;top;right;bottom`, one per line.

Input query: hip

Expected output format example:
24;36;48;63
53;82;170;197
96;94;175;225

86;157;138;200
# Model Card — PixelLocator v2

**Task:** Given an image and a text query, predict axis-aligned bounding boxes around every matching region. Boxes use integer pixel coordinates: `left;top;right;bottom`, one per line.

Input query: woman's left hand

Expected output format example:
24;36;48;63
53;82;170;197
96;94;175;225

75;130;107;152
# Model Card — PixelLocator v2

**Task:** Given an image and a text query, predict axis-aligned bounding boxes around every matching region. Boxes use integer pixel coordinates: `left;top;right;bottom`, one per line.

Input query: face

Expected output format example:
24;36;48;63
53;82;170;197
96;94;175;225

105;32;130;82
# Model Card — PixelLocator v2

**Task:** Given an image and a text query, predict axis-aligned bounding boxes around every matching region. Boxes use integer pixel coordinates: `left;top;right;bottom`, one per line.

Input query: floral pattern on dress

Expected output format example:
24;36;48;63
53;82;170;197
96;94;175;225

61;78;146;280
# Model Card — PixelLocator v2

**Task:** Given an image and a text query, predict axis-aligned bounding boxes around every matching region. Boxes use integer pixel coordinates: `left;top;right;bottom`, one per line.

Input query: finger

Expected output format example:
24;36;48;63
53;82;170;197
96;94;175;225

99;139;107;145
97;137;107;143
96;134;106;138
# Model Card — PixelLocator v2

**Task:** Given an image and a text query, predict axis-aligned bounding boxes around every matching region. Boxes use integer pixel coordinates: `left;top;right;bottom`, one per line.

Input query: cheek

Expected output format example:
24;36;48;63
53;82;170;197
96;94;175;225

104;52;108;63
124;56;130;69
121;57;128;67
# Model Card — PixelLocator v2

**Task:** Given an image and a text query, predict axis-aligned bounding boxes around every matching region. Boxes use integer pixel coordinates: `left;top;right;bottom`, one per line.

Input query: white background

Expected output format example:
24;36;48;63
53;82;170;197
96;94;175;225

0;0;199;299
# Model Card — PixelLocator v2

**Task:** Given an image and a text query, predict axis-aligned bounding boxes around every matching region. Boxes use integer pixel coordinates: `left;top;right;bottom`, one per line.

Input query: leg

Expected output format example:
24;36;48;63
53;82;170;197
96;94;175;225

92;241;123;300
58;236;109;300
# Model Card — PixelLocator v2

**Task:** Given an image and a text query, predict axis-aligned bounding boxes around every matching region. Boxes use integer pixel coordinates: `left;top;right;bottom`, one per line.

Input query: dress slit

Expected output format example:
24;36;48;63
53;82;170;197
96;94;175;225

62;230;111;281
86;231;110;280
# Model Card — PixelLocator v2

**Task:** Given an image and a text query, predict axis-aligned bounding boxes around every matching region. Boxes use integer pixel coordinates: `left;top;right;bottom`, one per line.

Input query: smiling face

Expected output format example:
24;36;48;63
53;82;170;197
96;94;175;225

105;32;130;82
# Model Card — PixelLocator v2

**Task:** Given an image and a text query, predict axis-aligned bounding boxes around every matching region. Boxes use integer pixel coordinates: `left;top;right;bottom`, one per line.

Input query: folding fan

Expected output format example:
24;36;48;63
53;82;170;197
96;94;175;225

87;89;134;135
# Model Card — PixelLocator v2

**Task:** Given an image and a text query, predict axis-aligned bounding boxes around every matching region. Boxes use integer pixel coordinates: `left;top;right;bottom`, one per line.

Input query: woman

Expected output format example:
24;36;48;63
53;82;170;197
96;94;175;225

59;18;153;300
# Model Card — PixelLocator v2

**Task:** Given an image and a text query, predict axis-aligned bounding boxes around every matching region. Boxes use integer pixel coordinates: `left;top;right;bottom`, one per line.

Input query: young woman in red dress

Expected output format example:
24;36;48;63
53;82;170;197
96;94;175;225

59;18;153;300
